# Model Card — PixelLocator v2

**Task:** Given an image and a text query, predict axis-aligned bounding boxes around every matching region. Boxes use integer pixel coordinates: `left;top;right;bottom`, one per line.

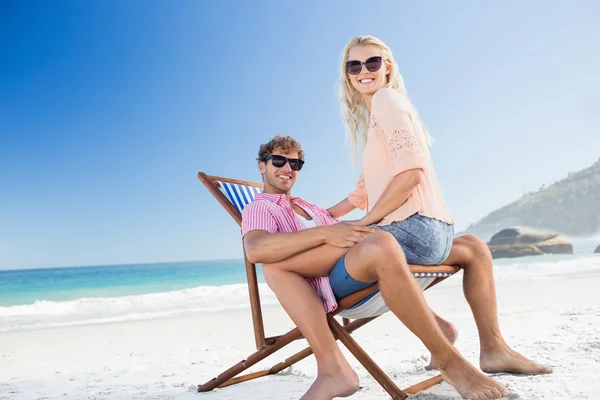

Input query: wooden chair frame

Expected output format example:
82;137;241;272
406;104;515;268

196;172;459;399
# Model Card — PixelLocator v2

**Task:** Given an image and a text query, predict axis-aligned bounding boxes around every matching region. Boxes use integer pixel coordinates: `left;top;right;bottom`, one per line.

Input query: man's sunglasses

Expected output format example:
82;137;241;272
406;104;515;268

345;56;383;76
264;155;305;171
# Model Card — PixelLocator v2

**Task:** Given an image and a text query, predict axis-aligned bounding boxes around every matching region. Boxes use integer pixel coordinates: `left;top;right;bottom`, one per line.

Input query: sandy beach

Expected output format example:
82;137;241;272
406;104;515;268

2;256;599;400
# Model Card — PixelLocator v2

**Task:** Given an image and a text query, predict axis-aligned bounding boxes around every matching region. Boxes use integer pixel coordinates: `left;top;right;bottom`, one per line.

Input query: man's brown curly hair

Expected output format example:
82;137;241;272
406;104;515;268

257;135;304;162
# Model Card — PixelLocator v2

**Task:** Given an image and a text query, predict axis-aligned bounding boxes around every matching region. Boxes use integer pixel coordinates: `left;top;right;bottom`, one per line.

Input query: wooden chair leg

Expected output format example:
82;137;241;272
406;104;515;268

199;313;443;397
269;346;314;374
269;315;377;375
198;326;303;392
327;315;408;400
403;375;444;395
218;346;315;389
199;316;380;392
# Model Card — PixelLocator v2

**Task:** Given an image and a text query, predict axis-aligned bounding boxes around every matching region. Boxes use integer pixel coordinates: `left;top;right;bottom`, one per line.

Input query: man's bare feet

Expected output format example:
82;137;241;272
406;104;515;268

426;321;458;370
299;365;359;400
440;352;510;400
480;346;553;375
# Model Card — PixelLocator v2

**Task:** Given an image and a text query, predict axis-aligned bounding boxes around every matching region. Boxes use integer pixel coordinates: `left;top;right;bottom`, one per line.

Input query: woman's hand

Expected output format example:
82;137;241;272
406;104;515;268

344;219;370;226
322;222;375;247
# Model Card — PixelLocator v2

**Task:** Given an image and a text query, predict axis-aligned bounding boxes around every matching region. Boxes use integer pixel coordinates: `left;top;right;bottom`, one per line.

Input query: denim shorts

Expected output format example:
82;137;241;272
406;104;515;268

372;213;454;266
329;214;454;309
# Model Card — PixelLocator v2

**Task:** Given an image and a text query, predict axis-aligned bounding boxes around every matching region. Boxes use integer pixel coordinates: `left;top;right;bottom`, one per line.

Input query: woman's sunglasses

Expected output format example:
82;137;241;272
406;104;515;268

345;56;383;76
264;155;305;171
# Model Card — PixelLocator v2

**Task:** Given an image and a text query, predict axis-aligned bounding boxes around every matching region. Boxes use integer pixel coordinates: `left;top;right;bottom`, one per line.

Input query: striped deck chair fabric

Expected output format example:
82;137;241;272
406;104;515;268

217;180;263;212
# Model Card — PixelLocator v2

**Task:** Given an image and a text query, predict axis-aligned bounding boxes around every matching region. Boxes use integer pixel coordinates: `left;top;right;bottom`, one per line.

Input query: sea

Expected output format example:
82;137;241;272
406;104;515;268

1;240;598;334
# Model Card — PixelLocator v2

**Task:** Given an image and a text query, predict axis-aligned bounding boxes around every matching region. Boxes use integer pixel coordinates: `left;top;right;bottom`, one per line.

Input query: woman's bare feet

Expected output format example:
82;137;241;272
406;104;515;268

480;345;553;375
426;320;458;370
439;351;510;400
300;364;359;400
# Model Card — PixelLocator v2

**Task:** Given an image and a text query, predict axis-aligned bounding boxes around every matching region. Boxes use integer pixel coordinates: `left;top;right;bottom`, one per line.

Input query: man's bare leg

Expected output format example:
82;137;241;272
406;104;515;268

442;235;553;375
262;265;359;400
345;232;509;400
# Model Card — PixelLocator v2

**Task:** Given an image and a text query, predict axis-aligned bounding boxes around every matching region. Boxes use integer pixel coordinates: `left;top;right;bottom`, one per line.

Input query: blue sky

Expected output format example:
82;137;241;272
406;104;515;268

1;1;599;270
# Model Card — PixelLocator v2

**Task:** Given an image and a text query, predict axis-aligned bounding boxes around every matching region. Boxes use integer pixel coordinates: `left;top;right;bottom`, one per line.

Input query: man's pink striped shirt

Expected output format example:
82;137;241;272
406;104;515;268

241;192;340;313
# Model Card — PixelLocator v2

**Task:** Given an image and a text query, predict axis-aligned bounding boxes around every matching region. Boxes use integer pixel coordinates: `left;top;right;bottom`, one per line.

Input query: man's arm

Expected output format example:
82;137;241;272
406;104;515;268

244;228;326;264
244;223;374;264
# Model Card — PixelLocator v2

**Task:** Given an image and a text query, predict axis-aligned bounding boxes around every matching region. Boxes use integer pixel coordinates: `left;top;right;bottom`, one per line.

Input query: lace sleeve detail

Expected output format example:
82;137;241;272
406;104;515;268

371;115;422;163
356;173;365;190
348;173;367;210
370;113;427;176
389;128;422;161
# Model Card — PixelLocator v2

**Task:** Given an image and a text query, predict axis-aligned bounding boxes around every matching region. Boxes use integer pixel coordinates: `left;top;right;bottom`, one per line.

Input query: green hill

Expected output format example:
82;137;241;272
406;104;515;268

462;158;600;240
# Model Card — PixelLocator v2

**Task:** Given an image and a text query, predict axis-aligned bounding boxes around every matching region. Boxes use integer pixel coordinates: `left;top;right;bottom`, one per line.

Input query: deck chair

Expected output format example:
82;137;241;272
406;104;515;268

196;172;460;399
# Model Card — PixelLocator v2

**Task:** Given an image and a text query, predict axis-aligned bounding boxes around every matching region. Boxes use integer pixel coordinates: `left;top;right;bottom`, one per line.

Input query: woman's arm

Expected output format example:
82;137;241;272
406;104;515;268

354;169;423;226
349;88;427;226
326;197;357;219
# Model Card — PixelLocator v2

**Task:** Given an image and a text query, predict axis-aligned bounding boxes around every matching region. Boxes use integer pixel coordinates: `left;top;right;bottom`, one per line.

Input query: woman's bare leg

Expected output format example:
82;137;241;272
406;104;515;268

265;243;347;277
268;238;462;372
426;313;458;370
344;232;509;399
442;235;552;375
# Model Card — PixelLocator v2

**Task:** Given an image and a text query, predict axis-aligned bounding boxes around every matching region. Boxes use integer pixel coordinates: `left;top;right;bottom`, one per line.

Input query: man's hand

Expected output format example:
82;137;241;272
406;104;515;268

322;222;375;248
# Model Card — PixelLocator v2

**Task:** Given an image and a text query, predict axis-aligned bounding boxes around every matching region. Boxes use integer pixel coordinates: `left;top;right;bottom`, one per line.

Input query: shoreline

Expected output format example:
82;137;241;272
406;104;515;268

2;264;600;399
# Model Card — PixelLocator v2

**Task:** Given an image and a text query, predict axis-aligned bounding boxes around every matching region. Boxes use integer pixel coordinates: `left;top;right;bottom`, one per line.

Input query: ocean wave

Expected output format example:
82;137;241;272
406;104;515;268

491;254;600;280
0;283;279;333
1;255;598;333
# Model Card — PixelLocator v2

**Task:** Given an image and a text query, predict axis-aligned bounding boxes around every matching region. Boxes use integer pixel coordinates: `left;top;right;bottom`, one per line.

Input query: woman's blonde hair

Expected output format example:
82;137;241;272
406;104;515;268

337;35;433;162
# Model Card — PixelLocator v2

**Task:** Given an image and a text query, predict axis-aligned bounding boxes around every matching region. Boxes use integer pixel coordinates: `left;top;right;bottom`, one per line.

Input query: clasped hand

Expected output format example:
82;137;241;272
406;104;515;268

323;222;375;248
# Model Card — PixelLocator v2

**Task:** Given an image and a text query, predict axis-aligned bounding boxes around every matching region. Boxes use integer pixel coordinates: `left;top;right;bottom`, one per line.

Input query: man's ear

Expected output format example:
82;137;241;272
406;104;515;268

258;161;266;175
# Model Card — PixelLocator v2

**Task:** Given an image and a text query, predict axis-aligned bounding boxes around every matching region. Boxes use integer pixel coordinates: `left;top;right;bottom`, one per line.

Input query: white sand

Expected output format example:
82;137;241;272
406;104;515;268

2;261;600;399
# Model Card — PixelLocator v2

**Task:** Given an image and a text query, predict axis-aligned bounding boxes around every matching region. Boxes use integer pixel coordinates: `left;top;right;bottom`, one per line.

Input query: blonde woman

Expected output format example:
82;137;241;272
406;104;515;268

328;34;552;385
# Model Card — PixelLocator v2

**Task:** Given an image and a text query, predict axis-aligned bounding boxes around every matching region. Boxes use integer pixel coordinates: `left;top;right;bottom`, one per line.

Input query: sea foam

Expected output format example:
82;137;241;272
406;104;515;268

0;283;279;332
1;255;598;333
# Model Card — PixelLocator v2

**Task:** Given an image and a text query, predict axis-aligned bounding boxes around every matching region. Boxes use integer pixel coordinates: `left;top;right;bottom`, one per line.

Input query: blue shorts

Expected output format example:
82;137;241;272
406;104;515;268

329;253;375;309
329;214;454;309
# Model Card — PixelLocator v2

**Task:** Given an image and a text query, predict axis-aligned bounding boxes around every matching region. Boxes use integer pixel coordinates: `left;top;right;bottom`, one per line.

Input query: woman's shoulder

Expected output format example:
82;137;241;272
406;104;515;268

372;88;412;114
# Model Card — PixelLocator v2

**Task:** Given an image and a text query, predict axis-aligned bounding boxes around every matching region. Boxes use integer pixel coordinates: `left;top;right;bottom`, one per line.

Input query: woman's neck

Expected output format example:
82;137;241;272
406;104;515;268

362;93;373;113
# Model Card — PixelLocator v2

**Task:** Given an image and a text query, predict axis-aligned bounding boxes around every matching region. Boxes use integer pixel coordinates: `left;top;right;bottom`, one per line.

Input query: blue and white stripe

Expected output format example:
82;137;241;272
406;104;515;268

413;272;452;278
338;274;449;319
218;181;262;212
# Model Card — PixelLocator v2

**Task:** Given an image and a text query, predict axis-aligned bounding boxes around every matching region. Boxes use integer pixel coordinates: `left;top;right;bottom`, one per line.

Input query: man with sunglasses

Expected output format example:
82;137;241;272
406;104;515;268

241;135;511;400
